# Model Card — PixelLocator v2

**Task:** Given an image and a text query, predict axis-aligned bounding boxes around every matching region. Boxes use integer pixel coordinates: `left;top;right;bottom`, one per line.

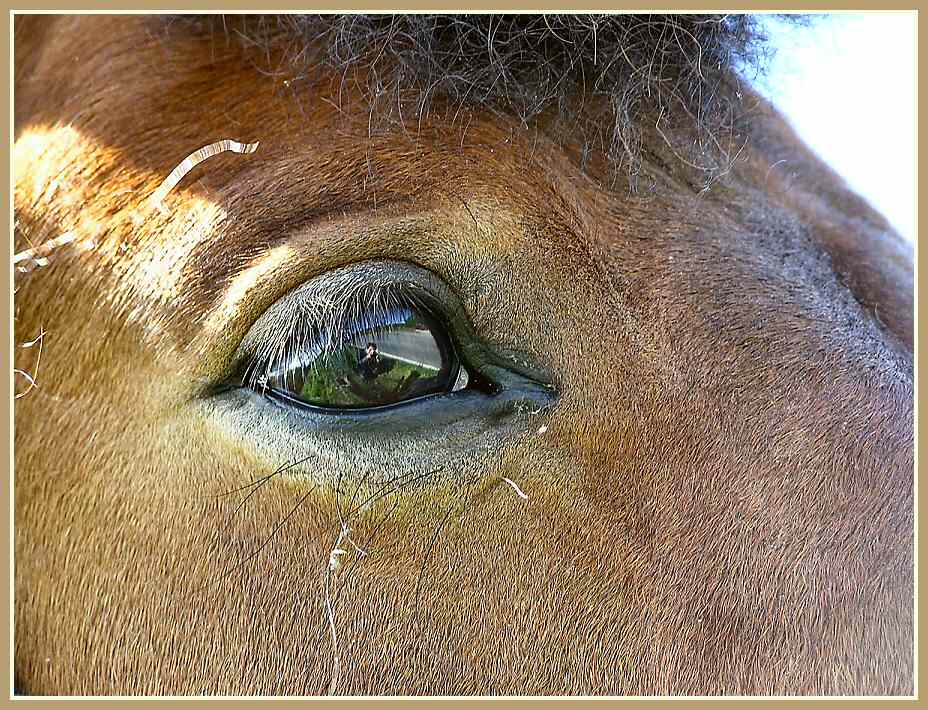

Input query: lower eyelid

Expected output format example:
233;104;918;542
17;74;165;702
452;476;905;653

202;375;555;485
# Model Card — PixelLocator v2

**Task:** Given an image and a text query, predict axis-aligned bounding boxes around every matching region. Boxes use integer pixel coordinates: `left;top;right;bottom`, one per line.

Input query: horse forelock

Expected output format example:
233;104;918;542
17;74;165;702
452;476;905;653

150;14;809;187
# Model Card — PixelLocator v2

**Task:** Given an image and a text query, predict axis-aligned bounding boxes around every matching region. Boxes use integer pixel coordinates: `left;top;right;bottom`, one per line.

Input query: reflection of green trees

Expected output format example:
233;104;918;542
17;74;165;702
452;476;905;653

298;343;442;408
299;347;364;407
300;367;348;405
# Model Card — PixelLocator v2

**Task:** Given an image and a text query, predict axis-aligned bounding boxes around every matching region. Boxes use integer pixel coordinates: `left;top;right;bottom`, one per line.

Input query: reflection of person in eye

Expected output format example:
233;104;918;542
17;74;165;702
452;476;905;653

359;342;391;380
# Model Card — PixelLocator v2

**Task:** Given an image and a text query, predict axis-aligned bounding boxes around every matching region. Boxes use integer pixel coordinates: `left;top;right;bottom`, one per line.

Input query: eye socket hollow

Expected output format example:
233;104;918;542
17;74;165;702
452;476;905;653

261;303;469;411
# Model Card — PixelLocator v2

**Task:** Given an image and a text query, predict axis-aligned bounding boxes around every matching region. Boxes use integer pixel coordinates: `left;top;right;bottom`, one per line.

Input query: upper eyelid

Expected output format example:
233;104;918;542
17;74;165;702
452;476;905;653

189;202;499;387
194;205;470;329
233;260;468;389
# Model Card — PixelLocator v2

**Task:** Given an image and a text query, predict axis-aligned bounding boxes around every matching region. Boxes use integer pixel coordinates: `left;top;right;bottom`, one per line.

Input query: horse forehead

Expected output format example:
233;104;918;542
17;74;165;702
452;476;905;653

13;13;823;327
12;16;636;197
15;36;643;271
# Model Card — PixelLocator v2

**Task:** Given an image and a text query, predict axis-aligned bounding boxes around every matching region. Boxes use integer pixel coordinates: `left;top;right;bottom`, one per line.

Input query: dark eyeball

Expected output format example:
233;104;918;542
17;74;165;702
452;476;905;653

263;304;469;410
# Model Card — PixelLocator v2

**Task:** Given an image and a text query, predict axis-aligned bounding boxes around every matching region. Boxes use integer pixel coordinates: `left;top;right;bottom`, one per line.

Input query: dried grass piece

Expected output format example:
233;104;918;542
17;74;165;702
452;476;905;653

502;477;529;500
14;327;45;399
13;232;76;270
149;139;260;211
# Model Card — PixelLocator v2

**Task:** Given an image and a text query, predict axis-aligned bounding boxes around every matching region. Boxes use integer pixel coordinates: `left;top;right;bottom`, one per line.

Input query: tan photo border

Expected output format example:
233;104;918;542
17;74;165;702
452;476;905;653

4;2;923;707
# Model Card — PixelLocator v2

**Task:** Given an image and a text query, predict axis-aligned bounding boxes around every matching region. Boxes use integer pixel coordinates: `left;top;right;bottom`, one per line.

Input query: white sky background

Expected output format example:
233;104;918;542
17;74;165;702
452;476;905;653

745;12;916;244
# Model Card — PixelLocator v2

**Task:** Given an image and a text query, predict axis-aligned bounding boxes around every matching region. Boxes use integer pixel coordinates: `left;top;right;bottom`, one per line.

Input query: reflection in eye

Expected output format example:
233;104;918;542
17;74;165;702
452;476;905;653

262;304;469;410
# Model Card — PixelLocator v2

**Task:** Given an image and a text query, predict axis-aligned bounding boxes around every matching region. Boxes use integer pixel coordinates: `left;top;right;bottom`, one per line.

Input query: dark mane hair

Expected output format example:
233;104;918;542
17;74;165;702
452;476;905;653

160;14;798;187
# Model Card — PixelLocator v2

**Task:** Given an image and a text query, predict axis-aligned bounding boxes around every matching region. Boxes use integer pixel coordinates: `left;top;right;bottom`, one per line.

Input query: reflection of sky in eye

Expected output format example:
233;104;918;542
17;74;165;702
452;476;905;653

348;305;415;344
272;304;418;376
275;304;442;373
370;329;443;372
349;306;443;371
743;13;915;244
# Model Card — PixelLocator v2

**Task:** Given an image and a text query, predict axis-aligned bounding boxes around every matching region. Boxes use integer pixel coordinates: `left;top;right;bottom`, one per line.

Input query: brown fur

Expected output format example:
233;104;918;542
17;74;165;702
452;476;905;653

14;15;912;695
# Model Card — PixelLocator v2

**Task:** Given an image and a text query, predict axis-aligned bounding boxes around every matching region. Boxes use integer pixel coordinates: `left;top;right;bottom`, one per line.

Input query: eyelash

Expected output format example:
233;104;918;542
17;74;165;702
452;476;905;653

239;284;438;393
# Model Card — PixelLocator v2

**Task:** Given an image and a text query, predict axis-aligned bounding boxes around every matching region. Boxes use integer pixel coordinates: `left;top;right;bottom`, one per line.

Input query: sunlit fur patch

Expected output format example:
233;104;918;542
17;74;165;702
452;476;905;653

204;244;295;336
128;199;228;302
14;124;243;339
13;125;118;259
14;125;87;210
15;124;156;262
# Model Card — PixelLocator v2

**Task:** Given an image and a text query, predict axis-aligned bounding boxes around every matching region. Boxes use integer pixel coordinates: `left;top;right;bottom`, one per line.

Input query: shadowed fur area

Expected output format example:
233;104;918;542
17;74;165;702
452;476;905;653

13;13;913;696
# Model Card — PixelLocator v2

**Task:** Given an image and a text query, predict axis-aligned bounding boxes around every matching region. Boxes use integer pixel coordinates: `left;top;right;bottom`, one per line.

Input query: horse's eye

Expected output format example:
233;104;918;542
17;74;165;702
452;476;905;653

260;304;469;411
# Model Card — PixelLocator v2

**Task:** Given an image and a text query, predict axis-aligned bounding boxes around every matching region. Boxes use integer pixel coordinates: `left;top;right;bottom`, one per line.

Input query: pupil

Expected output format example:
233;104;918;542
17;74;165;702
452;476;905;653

271;304;460;409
